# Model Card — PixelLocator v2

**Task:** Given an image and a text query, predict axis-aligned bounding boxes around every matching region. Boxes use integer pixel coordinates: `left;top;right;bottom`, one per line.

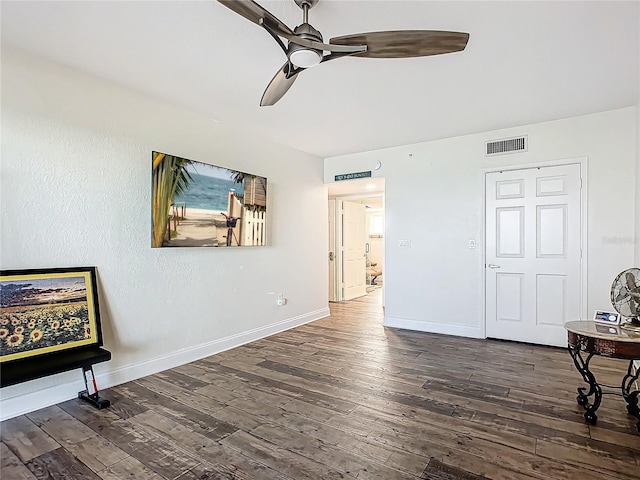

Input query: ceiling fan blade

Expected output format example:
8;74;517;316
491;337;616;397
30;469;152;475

218;0;293;36
261;63;300;106
329;30;469;58
258;22;365;54
286;34;366;54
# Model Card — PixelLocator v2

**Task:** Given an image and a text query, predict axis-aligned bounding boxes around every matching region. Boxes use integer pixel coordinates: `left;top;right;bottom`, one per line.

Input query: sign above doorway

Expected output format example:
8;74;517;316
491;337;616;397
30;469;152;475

335;171;371;182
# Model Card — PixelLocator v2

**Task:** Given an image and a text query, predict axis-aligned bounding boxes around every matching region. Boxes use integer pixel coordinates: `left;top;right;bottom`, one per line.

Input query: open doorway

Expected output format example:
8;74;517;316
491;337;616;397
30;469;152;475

328;178;385;305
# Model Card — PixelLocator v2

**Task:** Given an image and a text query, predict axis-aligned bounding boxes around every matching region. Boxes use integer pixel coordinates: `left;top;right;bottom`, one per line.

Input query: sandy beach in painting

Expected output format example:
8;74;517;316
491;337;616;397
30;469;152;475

168;207;231;247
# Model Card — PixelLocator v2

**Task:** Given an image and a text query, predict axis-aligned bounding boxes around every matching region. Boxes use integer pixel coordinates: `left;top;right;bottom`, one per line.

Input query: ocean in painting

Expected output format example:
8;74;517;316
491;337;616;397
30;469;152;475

1;276;87;308
174;170;244;212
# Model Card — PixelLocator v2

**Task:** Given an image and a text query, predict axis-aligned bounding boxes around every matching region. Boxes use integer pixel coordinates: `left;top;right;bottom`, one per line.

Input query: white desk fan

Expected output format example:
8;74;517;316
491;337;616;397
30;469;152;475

611;268;640;332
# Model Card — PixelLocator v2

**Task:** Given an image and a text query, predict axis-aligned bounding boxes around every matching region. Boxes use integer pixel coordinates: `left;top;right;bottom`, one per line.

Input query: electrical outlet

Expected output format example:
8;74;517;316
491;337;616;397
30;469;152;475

398;240;411;248
277;293;287;306
469;239;476;249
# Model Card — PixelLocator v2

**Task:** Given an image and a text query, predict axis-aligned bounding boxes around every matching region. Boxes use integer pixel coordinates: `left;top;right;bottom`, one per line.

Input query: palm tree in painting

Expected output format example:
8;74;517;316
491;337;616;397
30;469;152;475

151;152;193;247
230;170;244;184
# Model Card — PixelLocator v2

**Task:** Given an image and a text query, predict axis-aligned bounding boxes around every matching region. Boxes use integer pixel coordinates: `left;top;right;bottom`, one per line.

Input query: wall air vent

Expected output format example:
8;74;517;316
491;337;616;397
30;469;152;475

485;135;528;156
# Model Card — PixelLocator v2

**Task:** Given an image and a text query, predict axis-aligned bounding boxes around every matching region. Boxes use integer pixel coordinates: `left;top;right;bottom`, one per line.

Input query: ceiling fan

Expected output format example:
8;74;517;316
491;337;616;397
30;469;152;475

218;0;470;106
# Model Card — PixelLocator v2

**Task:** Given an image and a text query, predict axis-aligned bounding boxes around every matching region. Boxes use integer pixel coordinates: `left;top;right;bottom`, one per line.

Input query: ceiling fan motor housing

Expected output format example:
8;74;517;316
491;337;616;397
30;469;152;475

288;23;324;68
294;0;319;9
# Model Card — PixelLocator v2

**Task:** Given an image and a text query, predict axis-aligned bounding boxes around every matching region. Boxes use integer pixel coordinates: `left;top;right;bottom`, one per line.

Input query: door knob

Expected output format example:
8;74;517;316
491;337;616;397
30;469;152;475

487;264;501;269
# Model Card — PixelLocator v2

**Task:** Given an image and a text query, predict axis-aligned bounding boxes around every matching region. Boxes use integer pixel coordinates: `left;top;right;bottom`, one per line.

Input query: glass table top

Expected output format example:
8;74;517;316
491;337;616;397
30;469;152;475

565;320;640;343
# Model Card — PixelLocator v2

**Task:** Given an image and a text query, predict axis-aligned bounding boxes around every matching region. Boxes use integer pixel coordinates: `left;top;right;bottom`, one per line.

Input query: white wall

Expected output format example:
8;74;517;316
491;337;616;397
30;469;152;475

368;236;384;272
636;105;640;263
326;107;637;338
0;47;329;420
635;103;640;374
366;210;384;277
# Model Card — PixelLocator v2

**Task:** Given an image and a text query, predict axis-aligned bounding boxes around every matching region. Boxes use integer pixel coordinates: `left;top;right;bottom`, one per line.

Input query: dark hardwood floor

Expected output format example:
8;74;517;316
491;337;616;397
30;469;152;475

2;288;640;479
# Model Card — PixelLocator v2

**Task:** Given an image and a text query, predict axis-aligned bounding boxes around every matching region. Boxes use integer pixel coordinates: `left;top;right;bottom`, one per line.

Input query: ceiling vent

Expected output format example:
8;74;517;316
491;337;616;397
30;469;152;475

485;135;527;156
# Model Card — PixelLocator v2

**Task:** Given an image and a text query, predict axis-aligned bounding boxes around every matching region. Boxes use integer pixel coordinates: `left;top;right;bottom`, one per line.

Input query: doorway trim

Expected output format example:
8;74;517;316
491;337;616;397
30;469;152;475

328;199;338;302
481;156;589;340
328;192;385;303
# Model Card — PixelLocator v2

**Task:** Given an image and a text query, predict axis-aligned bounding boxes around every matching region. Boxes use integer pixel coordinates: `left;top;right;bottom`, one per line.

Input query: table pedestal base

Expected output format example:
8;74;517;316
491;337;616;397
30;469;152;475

568;345;601;425
622;361;640;422
569;343;640;432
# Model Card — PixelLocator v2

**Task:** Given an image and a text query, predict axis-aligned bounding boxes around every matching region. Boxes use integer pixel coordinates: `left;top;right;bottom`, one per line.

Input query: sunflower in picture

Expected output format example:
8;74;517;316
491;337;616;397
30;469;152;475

11;318;20;326
30;329;43;342
27;320;36;329
15;326;24;334
84;326;91;339
0;328;9;338
0;317;9;326
63;319;72;328
6;333;23;347
51;320;61;330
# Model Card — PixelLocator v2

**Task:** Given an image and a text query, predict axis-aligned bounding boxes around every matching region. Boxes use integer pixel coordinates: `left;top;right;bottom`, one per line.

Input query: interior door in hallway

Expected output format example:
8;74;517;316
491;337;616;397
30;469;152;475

343;201;367;300
485;163;582;347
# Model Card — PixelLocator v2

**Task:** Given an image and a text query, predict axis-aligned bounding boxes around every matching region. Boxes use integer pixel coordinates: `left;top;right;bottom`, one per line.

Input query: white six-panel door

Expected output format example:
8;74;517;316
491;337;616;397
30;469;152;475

485;164;582;347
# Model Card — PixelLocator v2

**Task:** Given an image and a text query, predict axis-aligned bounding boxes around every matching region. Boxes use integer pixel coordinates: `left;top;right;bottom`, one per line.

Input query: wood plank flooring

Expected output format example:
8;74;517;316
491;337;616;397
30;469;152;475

2;289;640;479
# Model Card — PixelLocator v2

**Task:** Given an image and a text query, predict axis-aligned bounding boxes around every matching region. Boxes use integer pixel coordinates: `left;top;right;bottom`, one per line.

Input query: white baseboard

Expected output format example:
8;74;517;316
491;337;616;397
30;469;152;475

0;307;330;421
1;375;85;422
383;316;483;339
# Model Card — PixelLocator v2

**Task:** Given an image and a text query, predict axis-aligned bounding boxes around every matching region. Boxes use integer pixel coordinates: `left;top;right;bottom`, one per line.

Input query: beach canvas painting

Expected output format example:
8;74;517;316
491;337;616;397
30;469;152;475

151;151;267;248
0;267;102;363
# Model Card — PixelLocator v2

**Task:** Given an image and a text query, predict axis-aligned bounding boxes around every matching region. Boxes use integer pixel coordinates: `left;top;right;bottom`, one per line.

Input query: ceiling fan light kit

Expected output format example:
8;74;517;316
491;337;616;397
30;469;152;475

218;0;470;105
289;45;322;68
288;23;323;68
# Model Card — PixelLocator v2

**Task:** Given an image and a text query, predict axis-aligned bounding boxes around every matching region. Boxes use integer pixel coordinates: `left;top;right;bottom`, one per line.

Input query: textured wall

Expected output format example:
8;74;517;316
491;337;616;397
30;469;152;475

636;105;640;264
0;47;329;418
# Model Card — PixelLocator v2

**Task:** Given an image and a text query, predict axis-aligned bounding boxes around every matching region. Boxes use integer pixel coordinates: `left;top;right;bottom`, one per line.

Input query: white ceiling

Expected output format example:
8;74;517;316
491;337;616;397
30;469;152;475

2;1;638;159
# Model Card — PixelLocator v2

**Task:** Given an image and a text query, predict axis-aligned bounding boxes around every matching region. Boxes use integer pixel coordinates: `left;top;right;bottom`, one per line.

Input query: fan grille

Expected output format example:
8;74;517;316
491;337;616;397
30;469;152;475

610;268;640;319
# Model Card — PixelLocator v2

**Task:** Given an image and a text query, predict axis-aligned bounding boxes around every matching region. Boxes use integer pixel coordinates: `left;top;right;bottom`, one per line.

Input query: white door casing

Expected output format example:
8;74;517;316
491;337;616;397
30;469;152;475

343;201;367;300
485;163;582;347
328;199;337;302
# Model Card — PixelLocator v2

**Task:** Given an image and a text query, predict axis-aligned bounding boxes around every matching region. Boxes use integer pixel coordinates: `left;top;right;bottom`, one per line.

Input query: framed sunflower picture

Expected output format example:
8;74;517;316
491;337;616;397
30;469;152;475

0;267;103;363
